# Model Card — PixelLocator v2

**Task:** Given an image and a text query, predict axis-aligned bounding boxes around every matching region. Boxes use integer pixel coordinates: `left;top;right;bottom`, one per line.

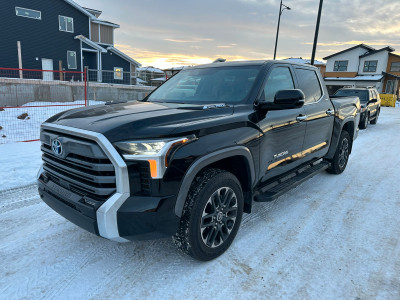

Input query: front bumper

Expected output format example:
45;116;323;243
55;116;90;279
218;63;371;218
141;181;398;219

38;123;179;242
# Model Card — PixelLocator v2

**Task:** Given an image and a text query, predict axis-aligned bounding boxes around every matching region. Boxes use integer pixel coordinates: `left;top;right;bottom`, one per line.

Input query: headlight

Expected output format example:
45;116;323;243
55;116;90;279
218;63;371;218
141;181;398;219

114;135;196;179
114;140;167;155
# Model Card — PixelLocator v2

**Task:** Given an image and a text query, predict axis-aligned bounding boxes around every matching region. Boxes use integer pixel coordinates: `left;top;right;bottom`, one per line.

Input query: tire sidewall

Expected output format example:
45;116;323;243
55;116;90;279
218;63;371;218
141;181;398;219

187;172;244;260
336;131;350;173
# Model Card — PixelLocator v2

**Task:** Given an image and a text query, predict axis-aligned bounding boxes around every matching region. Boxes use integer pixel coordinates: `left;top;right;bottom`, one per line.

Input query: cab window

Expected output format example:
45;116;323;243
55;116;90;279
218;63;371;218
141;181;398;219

261;67;295;103
296;69;322;104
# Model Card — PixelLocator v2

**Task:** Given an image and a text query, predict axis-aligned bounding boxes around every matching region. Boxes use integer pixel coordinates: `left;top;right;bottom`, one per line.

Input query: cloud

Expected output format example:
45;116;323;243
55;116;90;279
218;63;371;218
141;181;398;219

79;0;400;68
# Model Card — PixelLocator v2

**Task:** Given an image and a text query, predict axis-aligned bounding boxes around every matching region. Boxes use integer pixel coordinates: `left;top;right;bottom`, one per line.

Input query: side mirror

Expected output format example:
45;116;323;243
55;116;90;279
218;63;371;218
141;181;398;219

369;98;378;104
259;89;305;111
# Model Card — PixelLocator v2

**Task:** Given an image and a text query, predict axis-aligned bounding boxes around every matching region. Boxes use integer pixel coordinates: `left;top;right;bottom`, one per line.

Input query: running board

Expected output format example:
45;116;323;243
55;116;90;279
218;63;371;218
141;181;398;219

254;159;330;202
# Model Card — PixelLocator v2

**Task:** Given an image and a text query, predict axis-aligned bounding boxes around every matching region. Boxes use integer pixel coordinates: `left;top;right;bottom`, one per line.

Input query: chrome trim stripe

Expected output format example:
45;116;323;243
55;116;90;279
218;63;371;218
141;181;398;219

41;123;130;242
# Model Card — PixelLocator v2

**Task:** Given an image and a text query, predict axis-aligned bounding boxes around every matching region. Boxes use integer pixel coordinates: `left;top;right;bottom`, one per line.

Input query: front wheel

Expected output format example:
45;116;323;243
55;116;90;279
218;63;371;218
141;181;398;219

327;130;351;174
370;109;379;124
173;169;244;261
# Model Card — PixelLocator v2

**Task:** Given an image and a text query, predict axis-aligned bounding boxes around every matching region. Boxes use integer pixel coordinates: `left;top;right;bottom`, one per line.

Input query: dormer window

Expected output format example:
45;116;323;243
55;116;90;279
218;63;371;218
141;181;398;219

333;60;348;71
59;16;74;33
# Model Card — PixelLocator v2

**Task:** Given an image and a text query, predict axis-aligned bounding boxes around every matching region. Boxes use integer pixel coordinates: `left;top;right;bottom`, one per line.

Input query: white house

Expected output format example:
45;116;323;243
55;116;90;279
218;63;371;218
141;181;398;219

323;44;400;96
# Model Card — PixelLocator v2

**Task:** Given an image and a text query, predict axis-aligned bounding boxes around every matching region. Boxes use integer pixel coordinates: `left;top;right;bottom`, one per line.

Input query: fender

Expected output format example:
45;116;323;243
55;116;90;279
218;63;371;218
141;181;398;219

174;146;255;217
325;117;355;160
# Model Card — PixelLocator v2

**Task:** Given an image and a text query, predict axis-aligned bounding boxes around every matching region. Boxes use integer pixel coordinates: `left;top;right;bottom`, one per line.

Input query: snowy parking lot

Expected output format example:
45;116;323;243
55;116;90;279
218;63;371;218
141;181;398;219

1;107;400;299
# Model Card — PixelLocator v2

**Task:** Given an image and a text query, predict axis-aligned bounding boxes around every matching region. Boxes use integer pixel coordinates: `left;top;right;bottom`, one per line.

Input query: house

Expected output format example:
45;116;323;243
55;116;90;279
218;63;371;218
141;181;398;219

322;44;400;96
283;58;326;77
0;0;141;84
137;67;165;87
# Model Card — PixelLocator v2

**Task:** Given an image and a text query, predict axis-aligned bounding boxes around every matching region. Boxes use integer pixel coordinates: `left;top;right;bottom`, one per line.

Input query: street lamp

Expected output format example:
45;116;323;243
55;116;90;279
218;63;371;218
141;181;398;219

273;0;291;60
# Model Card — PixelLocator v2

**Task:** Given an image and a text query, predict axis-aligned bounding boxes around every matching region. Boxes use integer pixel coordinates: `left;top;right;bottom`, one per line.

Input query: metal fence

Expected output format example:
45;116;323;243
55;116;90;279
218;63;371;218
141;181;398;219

87;69;166;87
0;67;90;143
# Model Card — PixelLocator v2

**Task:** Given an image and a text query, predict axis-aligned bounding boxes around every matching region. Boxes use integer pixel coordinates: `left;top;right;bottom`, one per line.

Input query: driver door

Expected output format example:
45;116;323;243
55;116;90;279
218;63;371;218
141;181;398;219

257;64;307;182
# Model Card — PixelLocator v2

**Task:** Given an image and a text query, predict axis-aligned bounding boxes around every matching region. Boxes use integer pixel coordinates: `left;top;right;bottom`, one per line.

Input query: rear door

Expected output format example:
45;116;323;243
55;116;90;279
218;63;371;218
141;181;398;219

257;64;307;182
294;67;334;160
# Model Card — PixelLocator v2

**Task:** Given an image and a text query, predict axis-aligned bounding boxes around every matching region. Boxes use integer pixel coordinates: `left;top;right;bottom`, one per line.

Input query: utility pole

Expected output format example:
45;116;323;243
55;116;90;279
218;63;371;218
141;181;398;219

273;0;291;60
310;0;323;65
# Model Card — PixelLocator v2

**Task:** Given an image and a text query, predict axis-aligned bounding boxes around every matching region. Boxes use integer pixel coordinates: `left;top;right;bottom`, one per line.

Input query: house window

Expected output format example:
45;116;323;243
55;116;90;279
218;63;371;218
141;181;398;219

363;60;377;72
390;62;400;72
114;67;123;80
67;51;77;69
15;7;41;20
59;16;74;33
333;61;348;71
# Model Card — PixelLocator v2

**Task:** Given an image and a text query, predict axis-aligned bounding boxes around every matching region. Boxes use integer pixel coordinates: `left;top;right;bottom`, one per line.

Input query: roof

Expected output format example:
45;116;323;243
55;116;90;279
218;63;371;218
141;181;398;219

82;7;102;18
138;67;165;74
382;71;400;80
284;58;325;65
322;44;376;60
92;19;120;28
64;0;96;18
107;46;142;67
324;75;384;81
359;46;395;58
75;35;107;52
65;0;119;27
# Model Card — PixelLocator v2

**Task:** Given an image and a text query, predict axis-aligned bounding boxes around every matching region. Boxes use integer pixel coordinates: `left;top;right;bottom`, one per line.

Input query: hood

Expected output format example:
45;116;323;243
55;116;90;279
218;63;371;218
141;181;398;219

46;101;235;142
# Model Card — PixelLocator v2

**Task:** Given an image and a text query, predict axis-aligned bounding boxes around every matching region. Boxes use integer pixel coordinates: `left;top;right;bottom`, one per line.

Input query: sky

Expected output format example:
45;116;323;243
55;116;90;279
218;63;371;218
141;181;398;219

77;0;400;69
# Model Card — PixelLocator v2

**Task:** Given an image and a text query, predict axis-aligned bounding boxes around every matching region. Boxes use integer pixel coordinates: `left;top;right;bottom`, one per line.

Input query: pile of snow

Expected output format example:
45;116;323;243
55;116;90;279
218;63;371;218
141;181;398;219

137;66;165;74
0;100;103;143
284;57;325;65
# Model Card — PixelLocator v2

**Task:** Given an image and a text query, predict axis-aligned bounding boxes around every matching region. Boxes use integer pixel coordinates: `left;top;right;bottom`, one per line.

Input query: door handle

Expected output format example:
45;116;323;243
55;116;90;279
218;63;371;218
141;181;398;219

296;115;307;122
326;109;335;116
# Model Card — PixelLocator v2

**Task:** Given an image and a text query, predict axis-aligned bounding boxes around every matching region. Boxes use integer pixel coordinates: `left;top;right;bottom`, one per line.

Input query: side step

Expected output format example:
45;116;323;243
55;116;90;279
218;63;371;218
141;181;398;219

254;159;330;202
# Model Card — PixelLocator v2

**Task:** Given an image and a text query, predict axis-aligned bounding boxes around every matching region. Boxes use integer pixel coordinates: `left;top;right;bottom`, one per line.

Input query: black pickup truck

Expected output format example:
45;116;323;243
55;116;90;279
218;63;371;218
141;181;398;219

38;61;360;261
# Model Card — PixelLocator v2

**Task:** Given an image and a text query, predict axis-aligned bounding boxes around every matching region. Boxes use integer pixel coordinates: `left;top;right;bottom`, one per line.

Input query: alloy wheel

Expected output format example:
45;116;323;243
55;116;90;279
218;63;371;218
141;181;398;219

200;187;238;248
338;138;349;169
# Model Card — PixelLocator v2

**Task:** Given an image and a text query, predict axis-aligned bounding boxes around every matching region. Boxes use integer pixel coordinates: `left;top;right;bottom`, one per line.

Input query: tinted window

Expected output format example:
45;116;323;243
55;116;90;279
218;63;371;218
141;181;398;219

261;67;294;103
334;89;368;102
296;69;322;104
147;66;261;104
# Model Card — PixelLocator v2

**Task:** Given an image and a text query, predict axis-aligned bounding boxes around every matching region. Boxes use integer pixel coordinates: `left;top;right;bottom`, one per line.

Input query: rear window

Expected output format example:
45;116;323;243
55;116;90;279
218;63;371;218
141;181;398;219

295;69;322;104
334;89;368;102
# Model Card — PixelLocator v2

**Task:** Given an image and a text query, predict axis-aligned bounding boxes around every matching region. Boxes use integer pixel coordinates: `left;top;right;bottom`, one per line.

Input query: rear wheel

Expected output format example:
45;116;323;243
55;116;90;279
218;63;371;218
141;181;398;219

370;109;379;124
327;130;351;174
359;113;369;129
173;169;243;261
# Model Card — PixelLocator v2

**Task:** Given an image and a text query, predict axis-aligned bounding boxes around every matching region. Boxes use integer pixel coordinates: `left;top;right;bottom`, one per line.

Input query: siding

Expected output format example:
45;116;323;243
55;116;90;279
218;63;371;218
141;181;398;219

100;25;113;45
101;51;131;84
0;0;90;78
91;22;99;42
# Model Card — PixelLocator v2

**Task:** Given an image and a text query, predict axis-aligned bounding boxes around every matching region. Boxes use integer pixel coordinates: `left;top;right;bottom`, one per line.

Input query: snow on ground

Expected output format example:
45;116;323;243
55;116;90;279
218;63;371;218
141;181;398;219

0;100;103;143
0;141;41;191
1;107;400;299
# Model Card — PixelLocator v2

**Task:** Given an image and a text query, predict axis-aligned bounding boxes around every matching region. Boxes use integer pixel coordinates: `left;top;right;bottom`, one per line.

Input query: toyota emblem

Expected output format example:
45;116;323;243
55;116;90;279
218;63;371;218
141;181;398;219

52;139;63;156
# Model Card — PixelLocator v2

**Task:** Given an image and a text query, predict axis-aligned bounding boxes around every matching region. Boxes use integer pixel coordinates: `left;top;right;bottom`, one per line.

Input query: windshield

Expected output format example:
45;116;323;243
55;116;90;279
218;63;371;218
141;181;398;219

334;89;368;102
146;66;261;104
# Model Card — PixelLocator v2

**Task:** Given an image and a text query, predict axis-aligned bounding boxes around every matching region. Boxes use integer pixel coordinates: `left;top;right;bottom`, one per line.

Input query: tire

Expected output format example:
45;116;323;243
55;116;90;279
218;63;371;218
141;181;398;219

370;108;379;125
359;113;369;129
173;168;244;261
327;130;351;174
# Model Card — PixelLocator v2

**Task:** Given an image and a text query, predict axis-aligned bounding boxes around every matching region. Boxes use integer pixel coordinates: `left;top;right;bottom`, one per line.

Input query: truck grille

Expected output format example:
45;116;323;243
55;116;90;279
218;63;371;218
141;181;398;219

40;130;116;201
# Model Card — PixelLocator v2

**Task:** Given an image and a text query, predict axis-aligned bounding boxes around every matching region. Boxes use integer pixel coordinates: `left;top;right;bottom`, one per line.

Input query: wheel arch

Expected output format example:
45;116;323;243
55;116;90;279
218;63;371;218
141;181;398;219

325;118;355;160
174;146;255;217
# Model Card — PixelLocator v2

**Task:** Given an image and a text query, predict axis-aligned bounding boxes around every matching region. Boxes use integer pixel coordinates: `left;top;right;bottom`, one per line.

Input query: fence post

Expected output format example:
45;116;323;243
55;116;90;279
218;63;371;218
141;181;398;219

84;66;88;106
